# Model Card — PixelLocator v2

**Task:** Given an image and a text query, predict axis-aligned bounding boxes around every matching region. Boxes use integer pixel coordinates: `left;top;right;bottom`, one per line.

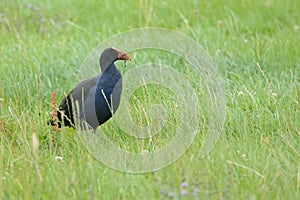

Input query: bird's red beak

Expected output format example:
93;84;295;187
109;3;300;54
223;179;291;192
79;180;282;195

113;47;131;61
117;51;131;61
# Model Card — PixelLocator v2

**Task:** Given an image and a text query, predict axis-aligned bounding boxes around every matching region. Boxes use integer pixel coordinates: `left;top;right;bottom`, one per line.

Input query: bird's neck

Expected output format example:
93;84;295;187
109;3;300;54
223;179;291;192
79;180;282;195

102;63;119;75
97;62;121;91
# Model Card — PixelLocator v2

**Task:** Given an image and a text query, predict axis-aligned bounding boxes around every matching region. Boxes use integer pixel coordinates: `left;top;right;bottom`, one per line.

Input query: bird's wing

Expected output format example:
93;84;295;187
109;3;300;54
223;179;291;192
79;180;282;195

57;76;99;127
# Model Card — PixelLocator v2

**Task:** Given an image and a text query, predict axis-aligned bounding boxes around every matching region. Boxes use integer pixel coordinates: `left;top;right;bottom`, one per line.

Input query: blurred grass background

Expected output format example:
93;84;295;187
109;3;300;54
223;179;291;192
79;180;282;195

0;0;299;199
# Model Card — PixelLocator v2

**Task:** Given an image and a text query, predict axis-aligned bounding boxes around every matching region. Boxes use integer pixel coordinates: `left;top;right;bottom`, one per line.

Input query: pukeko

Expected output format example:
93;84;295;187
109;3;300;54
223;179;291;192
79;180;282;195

50;47;131;130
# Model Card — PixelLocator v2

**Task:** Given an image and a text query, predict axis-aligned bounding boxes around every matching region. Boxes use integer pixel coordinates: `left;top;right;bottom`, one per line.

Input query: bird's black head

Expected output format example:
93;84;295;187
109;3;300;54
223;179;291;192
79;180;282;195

100;47;131;72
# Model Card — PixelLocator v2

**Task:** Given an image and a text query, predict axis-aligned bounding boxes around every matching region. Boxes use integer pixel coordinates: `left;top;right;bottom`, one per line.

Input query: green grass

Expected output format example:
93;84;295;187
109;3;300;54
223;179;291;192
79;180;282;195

1;0;300;199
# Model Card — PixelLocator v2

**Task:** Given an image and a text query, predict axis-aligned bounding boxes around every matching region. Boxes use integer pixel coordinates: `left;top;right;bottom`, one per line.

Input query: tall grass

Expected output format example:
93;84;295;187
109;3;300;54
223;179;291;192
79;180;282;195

1;0;299;199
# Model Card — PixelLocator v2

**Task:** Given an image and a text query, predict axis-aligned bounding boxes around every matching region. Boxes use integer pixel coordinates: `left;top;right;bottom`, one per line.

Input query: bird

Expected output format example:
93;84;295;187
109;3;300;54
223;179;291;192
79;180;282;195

50;47;131;130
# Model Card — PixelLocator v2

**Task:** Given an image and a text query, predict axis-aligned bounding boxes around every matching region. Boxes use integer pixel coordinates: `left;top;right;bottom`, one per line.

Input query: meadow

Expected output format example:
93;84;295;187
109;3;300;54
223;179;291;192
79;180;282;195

0;0;299;199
